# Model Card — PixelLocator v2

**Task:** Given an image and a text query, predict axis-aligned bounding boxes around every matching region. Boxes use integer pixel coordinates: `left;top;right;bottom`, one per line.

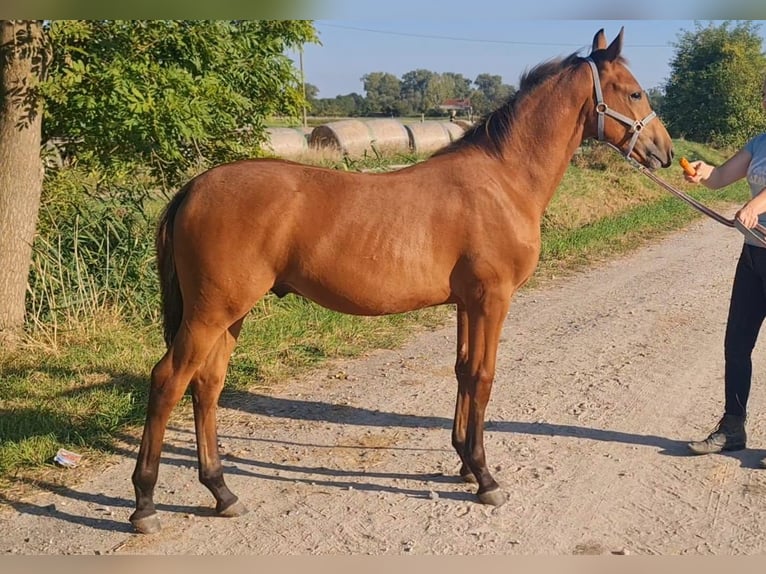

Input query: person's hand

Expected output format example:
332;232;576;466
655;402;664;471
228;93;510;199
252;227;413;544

736;202;760;229
684;160;713;184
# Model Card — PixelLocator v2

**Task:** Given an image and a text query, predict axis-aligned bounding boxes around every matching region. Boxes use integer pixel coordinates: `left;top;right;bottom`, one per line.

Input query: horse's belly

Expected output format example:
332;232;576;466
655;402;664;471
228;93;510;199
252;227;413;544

286;274;451;316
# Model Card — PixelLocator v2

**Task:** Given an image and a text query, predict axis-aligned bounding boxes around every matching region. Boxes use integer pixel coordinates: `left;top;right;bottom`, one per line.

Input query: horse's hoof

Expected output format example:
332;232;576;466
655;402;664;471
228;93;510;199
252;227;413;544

477;488;507;507
130;513;162;534
218;499;248;518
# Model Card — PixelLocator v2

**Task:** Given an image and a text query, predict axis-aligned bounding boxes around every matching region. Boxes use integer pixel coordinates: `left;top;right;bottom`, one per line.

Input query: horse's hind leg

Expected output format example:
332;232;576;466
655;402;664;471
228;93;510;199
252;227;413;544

189;318;247;517
130;321;224;534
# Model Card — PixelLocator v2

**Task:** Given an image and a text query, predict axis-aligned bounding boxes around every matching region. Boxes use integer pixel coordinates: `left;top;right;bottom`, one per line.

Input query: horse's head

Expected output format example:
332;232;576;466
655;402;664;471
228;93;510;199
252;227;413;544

585;28;673;170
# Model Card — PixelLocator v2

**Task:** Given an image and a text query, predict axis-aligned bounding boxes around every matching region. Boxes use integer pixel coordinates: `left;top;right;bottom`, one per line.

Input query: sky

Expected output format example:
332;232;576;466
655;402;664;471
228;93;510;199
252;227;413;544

294;20;766;99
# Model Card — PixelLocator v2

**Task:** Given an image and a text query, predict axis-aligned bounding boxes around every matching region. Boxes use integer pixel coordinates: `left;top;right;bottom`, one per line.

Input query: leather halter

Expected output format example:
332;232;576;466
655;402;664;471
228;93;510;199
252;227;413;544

585;57;657;159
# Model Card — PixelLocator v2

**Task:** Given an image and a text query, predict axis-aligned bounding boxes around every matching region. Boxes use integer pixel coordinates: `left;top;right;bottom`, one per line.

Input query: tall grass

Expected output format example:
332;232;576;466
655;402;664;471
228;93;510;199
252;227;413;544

25;167;161;346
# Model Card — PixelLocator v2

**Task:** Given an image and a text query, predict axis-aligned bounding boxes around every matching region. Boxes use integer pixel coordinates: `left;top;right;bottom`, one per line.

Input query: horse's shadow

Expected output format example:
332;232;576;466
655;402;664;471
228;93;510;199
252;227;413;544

0;479;214;534
221;390;766;464
8;389;766;534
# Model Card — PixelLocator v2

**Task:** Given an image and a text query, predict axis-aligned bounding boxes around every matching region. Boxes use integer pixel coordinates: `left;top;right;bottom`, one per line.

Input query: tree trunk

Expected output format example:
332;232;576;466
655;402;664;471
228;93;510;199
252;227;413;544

0;20;46;343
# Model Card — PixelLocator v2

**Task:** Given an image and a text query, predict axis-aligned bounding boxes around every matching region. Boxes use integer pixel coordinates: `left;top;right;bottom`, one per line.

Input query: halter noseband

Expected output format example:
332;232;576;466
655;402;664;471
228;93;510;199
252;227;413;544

585;57;656;158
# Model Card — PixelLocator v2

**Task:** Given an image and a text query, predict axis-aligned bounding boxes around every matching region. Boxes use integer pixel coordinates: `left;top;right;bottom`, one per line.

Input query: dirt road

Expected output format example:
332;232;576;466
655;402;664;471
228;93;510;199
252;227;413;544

3;215;766;555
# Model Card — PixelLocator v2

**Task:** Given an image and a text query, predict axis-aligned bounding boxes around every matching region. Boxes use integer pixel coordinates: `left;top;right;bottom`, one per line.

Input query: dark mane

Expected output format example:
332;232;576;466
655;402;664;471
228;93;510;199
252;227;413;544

435;51;586;158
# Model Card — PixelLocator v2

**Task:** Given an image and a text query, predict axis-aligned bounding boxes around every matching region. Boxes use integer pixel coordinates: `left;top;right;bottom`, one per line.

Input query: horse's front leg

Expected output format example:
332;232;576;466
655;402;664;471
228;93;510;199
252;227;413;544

452;304;476;484
462;289;511;506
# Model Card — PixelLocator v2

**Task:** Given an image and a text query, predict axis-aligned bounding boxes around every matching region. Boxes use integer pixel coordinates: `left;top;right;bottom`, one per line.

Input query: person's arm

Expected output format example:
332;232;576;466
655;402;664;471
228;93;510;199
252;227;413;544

685;147;752;189
736;188;766;228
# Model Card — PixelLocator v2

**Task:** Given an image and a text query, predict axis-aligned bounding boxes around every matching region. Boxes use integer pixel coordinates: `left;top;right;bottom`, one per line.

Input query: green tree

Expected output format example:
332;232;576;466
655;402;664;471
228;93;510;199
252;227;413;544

0;20;318;337
647;86;665;117
424;72;473;117
400;70;476;116
311;93;365;117
471;73;515;116
42;20;318;187
401;69;435;115
304;82;320;101
443;72;472;99
362;72;401;116
663;20;766;148
423;74;452;115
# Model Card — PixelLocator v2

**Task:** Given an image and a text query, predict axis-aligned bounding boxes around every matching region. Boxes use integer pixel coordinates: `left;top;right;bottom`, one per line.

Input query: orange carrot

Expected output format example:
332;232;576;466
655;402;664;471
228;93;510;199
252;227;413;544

679;157;696;176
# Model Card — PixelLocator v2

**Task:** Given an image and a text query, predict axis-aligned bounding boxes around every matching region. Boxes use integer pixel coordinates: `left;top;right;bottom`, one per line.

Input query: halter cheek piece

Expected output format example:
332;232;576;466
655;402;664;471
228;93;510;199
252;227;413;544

585;57;656;159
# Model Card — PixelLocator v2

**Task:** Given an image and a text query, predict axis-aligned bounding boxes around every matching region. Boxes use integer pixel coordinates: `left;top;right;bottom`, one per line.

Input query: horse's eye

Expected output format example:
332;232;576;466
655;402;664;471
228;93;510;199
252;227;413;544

630;92;642;101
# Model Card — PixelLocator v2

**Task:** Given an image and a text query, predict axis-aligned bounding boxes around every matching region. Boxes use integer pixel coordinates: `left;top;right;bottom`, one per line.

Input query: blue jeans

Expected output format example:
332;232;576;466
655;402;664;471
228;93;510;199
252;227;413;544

724;244;766;416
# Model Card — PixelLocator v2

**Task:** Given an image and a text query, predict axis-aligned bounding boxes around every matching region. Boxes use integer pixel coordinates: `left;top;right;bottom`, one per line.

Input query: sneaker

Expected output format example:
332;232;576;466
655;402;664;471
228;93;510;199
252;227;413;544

687;414;746;455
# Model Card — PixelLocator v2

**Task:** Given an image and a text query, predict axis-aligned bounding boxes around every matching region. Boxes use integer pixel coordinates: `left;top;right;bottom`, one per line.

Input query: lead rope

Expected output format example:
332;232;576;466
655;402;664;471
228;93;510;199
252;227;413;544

585;57;766;248
622;150;766;249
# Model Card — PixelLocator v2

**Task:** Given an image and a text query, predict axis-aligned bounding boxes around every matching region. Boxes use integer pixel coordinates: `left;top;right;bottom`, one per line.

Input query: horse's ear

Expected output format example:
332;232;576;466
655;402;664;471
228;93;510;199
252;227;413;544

603;26;624;61
591;28;607;53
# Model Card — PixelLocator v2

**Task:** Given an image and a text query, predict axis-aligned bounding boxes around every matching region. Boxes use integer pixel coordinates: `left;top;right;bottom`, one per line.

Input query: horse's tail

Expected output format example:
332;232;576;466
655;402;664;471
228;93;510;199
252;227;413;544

156;186;189;347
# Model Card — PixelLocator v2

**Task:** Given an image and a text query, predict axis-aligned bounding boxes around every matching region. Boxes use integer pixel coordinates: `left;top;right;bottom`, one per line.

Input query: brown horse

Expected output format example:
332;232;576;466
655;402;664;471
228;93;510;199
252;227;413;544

130;28;673;534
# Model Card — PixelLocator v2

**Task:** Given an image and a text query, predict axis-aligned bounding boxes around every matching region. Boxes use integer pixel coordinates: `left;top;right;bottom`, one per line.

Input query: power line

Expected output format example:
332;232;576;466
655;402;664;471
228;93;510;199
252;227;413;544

318;22;671;48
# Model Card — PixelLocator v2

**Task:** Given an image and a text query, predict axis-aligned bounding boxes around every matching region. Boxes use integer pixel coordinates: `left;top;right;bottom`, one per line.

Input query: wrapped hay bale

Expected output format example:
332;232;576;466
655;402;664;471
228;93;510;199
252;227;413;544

405;121;467;154
309;119;409;157
443;121;467;141
264;127;309;158
310;120;367;155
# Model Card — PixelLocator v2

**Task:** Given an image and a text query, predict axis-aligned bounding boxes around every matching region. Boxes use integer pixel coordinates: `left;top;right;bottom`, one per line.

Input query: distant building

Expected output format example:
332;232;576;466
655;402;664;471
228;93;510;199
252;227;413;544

438;98;473;120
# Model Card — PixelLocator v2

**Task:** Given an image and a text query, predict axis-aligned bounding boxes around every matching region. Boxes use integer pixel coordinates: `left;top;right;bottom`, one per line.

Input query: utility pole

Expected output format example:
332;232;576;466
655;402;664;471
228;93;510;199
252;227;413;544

299;48;307;128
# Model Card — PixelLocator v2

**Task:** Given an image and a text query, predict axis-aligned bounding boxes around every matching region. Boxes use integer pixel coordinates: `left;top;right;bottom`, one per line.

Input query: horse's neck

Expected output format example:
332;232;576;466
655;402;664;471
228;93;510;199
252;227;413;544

500;70;592;215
